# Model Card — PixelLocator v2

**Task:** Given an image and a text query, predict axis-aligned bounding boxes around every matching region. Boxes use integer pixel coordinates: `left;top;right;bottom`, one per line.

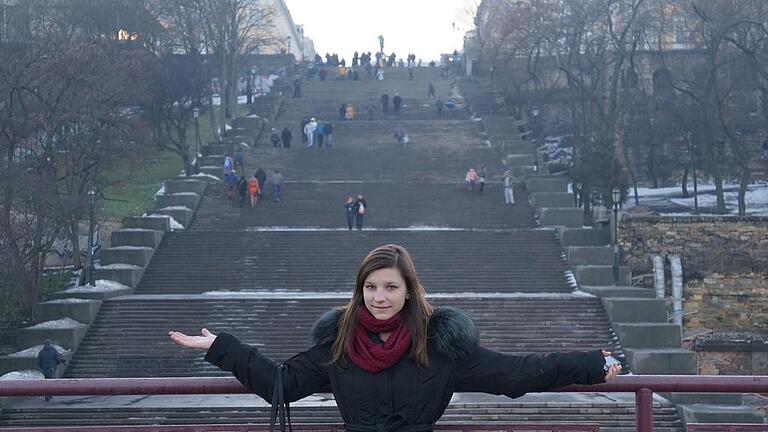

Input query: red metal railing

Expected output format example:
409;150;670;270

1;375;767;432
0;424;601;432
687;425;768;432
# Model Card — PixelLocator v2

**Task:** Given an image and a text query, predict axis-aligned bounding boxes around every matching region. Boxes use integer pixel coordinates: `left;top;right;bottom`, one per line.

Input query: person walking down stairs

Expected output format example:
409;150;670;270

247;175;260;208
272;170;284;203
465;168;479;192
503;171;515;205
355;194;368;230
345;197;357;230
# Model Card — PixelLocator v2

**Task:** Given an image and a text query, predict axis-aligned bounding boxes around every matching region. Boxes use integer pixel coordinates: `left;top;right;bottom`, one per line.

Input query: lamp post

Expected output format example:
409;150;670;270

287;36;291;55
86;190;96;286
297;25;305;62
193;107;201;174
611;188;621;286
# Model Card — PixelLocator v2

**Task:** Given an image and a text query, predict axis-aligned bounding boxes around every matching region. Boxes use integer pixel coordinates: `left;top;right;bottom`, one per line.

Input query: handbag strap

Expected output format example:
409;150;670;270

269;363;293;432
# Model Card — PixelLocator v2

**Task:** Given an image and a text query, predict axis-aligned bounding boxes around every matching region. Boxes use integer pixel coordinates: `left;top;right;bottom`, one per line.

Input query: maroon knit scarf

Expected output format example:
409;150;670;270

347;307;412;373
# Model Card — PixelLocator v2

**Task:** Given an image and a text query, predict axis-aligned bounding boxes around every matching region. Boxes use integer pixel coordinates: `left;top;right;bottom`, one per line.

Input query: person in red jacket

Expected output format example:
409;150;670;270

247;176;260;208
170;244;621;432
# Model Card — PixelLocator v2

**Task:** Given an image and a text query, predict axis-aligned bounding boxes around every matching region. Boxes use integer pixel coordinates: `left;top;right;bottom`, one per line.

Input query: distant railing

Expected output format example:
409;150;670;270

1;375;767;432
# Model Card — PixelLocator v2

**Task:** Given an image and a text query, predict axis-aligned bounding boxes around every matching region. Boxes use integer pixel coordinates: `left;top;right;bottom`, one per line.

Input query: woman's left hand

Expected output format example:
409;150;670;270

602;350;621;381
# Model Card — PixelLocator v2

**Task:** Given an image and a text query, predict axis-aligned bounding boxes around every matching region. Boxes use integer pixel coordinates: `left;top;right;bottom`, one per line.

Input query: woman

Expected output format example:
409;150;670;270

169;245;620;431
344;197;357;230
465;168;479;192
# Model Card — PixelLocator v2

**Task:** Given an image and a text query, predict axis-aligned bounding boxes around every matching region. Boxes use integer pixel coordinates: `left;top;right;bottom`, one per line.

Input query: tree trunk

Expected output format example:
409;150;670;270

713;173;726;212
70;220;81;270
681;167;689;197
738;169;749;216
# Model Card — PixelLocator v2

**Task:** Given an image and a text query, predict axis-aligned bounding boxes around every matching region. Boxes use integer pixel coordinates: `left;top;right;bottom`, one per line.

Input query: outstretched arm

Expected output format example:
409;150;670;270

455;347;619;398
169;329;330;402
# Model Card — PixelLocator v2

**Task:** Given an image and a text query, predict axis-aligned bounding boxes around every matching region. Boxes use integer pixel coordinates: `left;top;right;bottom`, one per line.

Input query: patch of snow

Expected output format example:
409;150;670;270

97;263;142;270
27;318;84;329
163;192;198;197
157;206;193;211
42;298;93;304
0;370;45;380
7;344;69;357
108;246;151;251
248;227;474;232
199;165;219;170
62;280;130;293
669;187;768;215
154;185;165;197
118;228;154;232
225;124;233;131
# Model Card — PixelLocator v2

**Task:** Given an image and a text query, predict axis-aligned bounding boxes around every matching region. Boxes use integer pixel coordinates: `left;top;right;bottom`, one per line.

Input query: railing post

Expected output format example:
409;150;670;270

636;387;654;432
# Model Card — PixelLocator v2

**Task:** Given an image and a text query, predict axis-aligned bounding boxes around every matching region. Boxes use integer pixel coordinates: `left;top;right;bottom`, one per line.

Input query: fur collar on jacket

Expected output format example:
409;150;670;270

310;306;480;361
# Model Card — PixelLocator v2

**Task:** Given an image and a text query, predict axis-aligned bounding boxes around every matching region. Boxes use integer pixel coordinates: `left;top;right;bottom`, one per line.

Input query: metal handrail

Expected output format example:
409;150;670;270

1;375;767;432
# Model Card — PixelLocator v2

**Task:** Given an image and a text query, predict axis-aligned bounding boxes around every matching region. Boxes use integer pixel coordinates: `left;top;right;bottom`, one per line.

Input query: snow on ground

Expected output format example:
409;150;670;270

154;184;165;197
0;370;44;380
7;344;69;357
27;318;84;329
97;263;142;270
670;187;768;215
42;298;92;304
62;280;130;293
157;206;193;212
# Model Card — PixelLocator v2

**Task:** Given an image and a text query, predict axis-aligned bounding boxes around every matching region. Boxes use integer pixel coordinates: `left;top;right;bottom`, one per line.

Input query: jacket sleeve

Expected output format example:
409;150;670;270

454;346;606;398
204;332;331;403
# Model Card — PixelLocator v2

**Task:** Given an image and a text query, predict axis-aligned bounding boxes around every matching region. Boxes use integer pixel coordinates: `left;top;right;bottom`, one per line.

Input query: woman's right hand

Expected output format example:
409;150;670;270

169;328;217;351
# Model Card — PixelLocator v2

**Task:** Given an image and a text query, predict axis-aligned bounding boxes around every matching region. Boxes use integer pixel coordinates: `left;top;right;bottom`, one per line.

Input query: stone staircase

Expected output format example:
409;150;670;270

0;63;692;431
134;230;571;294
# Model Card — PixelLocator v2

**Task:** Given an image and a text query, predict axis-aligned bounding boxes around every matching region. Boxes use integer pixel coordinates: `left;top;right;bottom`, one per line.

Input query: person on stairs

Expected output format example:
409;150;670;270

344;196;357;230
37;339;63;401
169;245;620;431
503;170;515;205
392;93;402;113
355;194;368;230
381;93;389;113
465;168;479;192
254;167;267;198
280;127;292;148
304;118;317;148
247;175;260;208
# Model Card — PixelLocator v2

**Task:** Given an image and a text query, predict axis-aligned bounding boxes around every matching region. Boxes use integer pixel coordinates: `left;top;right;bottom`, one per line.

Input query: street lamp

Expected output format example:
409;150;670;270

287;36;291;55
86;189;96;286
611;188;621;286
297;25;305;62
193;107;201;174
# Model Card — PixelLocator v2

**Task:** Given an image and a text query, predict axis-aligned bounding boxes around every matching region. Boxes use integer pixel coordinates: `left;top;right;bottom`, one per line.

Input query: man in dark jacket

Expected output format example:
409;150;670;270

37;339;62;401
380;94;389;113
254;167;267;197
300;117;309;143
392;93;402;113
280;127;292;148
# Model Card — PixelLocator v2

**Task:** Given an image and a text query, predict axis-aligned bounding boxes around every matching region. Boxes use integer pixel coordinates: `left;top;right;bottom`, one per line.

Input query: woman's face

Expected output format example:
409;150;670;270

363;267;408;320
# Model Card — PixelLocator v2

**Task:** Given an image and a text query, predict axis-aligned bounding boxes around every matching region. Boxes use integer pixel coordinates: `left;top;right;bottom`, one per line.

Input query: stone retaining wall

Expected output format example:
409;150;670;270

619;215;768;373
619;215;768;279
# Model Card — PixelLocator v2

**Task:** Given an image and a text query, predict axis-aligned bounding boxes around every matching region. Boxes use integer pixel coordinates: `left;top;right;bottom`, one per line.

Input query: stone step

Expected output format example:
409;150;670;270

122;216;172;232
100;246;154;267
531;193;575;208
677;404;765;424
602;298;668;323
567;246;614;266
33;299;102;325
111;229;164;249
613;323;682;348
164;179;208;195
94;264;144;288
504;153;535;166
574;265;632;286
623;348;698;374
538;207;583;227
526;176;569;193
193;182;534;230
580;285;656;298
151;207;194;228
155;192;201;211
202;143;233;156
559;228;610;247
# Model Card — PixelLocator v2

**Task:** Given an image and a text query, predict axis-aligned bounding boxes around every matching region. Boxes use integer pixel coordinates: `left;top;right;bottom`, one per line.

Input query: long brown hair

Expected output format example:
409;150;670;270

330;244;434;368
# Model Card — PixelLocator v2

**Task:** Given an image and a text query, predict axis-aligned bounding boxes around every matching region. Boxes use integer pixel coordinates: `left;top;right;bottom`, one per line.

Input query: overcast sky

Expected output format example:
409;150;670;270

285;0;477;62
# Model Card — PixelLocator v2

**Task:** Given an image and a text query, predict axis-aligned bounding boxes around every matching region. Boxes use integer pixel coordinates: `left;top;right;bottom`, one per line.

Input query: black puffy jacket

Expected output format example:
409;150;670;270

205;307;607;432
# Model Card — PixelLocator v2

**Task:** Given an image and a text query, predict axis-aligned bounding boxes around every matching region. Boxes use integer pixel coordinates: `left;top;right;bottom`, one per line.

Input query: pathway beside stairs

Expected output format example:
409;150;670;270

0;67;684;431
